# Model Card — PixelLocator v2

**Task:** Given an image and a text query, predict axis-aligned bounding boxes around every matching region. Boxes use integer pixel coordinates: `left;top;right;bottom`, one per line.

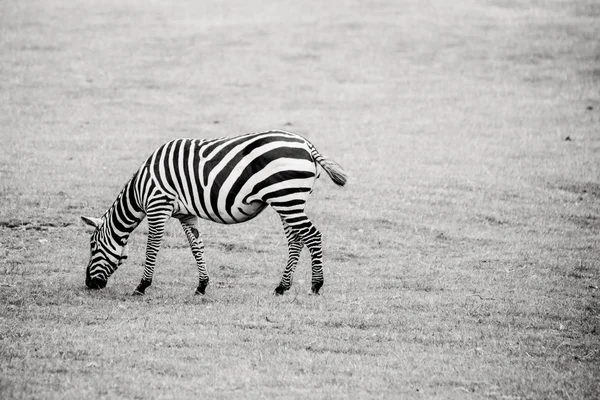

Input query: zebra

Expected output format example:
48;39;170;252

81;130;347;296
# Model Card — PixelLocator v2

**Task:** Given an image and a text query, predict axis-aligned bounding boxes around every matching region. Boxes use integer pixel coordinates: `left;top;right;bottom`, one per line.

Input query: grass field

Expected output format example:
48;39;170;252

1;0;599;398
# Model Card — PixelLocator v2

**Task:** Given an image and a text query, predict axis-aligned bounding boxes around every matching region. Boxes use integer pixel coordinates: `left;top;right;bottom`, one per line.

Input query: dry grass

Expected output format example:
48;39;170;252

1;0;599;398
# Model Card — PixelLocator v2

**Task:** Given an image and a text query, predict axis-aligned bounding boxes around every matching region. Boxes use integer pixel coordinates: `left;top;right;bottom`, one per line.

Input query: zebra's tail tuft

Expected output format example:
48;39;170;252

303;136;347;187
318;157;347;187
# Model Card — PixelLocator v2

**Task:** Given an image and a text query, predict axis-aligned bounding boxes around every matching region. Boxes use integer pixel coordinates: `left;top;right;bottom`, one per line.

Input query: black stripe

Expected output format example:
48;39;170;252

171;140;185;198
150;144;165;184
161;141;176;191
182;140;204;217
138;169;152;206
261;187;311;202
275;209;302;215
247;170;314;199
270;199;306;208
126;177;143;213
192;141;213;220
112;206;129;233
105;248;120;261
282;216;308;225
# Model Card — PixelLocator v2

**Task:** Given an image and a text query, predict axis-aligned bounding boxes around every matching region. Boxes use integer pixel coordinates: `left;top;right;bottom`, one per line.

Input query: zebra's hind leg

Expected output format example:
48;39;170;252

176;215;209;295
133;202;173;296
304;223;324;295
274;218;304;295
273;208;324;295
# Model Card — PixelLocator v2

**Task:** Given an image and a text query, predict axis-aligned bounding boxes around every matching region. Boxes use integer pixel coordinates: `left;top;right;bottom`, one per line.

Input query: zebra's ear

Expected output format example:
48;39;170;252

81;216;102;229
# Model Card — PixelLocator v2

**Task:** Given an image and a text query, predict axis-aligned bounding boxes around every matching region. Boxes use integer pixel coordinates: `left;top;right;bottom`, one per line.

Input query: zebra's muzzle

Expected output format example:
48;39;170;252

86;276;107;289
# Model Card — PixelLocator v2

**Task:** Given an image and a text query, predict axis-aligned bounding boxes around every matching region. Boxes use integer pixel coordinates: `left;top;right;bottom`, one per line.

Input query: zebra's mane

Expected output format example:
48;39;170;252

97;170;140;245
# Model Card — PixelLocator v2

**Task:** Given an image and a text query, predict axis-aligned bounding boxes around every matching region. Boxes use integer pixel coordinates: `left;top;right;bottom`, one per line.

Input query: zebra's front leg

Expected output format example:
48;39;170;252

275;220;304;295
177;215;209;295
132;206;172;296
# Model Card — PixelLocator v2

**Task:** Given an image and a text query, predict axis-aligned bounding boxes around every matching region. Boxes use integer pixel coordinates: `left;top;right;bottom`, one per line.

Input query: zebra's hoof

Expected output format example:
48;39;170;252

274;286;287;296
196;281;208;295
311;282;323;295
132;290;144;296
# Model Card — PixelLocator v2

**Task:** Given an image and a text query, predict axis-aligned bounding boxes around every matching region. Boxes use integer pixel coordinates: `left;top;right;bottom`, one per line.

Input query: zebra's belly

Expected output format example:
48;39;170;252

173;197;267;224
228;201;268;223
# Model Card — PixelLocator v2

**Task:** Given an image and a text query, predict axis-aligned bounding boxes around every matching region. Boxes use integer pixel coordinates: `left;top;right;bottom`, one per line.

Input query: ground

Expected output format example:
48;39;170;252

1;0;599;399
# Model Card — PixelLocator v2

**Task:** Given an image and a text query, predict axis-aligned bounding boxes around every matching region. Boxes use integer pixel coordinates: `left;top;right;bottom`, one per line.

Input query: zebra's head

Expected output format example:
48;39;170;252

81;215;127;289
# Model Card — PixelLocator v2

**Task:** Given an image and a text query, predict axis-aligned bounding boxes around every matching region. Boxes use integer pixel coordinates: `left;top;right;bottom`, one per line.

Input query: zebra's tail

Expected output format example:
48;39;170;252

308;144;348;187
318;157;348;186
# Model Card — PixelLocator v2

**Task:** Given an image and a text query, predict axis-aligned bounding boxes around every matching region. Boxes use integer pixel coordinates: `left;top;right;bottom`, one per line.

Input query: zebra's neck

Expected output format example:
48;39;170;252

100;172;145;246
